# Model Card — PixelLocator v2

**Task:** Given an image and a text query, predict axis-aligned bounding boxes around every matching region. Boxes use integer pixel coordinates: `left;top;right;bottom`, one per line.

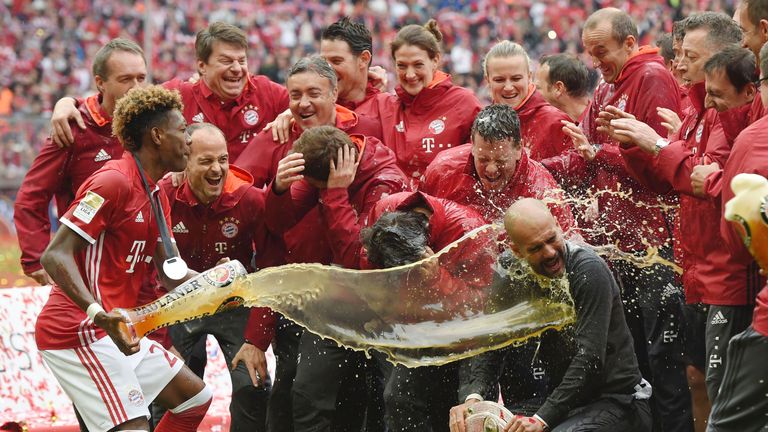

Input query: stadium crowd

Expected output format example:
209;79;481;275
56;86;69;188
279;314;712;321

0;0;739;186
9;0;768;431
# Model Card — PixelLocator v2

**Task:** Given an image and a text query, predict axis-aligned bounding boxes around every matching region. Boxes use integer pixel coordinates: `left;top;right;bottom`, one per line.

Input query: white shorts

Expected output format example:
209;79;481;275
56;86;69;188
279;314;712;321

41;336;183;432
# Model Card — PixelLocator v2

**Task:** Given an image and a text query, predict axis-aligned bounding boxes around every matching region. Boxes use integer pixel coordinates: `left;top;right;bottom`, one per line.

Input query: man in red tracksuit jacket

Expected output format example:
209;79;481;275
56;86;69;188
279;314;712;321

360;191;487;431
14;39;146;287
422;104;577;420
608;15;759;403
50;22;289;161
235;56;393;432
265;124;408;431
709;49;768;431
320;17;388;135
158;123;279;432
422;104;576;234
560;8;690;431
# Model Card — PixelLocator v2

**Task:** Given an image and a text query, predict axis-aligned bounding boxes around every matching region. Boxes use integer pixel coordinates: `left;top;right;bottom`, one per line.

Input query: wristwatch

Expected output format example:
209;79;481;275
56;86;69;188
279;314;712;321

654;138;670;155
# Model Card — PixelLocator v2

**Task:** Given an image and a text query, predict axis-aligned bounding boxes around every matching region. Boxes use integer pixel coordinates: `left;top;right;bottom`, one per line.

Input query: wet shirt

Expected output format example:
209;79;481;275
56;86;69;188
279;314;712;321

422;145;576;234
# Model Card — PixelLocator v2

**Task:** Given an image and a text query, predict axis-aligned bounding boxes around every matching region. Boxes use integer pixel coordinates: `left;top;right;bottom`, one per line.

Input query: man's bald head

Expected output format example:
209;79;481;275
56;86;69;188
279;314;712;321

504;198;566;278
504;198;557;244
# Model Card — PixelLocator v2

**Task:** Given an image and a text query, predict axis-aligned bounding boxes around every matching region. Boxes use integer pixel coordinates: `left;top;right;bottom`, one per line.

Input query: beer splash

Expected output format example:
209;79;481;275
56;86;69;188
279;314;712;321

115;181;684;368
116;224;577;368
236;224;576;367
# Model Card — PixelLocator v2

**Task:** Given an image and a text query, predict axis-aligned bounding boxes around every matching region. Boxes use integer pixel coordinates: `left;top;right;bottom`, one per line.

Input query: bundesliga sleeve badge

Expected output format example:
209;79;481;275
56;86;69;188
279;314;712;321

73;191;105;224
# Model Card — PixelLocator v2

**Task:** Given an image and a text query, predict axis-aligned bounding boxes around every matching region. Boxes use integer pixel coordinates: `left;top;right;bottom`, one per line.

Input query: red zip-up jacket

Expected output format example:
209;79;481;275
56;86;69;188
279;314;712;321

622;83;757;305
719;114;768;305
14;95;123;274
159;165;280;351
421;145;576;236
562;47;681;252
264;134;410;268
515;85;573;161
365;191;491;310
165;74;289;161
235;105;383;188
377;71;481;186
337;79;387;140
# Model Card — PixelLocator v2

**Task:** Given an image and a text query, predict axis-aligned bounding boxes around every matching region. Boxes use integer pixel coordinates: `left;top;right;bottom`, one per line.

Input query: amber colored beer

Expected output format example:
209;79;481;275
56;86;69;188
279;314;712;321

113;260;248;340
725;173;768;272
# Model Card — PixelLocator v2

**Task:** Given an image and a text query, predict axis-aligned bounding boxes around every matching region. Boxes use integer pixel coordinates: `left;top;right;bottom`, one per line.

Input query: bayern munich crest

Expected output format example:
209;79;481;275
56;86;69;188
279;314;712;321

128;389;144;406
428;118;446;135
221;221;238;238
616;94;628;112
243;108;259;126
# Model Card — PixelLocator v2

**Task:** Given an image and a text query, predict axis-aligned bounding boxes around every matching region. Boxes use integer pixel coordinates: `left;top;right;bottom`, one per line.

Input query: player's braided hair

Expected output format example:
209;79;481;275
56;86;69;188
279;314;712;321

112;85;183;152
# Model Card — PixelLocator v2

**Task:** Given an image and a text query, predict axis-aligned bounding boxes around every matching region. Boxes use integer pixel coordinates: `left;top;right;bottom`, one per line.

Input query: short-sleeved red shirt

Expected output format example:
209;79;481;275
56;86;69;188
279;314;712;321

35;153;173;350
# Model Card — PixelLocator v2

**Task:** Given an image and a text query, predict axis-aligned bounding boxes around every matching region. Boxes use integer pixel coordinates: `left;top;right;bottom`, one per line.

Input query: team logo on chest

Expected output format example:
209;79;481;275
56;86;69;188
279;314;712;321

242;104;259;126
428;117;446;135
220;216;240;238
695;123;704;143
615;94;629;112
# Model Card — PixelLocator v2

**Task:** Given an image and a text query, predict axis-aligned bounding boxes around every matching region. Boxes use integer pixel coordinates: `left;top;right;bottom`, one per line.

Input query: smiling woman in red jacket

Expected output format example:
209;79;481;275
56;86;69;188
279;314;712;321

377;19;481;187
483;41;573;162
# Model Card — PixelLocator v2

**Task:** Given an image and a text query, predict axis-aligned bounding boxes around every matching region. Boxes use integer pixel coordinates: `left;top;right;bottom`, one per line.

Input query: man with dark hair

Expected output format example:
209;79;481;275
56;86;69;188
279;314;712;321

423;104;575;233
703;47;757;114
265;124;408;431
233;56;385;432
158;123;278;431
360;192;486;431
708;44;768;432
49;22;289;160
450;198;652;432
560;7;690;431
321;17;381;113
535;54;592;123
739;0;768;123
35;85;211;432
236;55;382;187
15;38;146;287
608;12;756;406
657;33;675;69
267;17;389;144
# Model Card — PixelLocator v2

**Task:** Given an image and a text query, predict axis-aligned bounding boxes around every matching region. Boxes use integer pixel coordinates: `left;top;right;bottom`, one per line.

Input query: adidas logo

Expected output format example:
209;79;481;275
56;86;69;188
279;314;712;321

192;112;204;123
710;311;728;325
172;221;189;234
135;211;144;223
94;149;111;162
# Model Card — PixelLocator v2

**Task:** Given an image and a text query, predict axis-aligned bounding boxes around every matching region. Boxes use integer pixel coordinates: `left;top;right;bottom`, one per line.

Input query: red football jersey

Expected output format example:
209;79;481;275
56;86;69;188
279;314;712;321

35;154;173;350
